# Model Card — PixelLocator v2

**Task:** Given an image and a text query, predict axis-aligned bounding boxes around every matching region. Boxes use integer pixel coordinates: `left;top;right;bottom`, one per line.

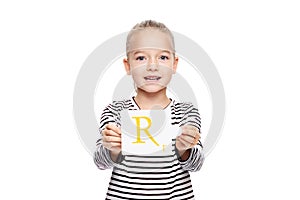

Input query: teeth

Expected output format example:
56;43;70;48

145;76;160;80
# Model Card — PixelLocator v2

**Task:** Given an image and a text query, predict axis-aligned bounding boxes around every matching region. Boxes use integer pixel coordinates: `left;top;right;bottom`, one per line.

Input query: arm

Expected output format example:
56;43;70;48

93;104;123;170
176;138;204;172
175;103;205;172
94;135;117;170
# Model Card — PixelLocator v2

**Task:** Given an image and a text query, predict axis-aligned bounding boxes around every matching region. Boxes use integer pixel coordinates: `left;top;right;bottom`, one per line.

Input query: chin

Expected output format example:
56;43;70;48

140;85;166;93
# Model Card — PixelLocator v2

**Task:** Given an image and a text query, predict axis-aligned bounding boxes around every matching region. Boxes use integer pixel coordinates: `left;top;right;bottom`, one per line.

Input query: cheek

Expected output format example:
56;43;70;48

160;66;174;85
160;65;174;77
131;66;145;82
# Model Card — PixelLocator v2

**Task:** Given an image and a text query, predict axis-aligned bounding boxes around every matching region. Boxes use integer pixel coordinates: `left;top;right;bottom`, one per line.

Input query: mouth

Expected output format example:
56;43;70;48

144;76;161;81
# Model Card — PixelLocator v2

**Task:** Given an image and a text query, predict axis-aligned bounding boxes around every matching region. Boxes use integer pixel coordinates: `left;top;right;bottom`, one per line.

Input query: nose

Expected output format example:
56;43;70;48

146;57;159;71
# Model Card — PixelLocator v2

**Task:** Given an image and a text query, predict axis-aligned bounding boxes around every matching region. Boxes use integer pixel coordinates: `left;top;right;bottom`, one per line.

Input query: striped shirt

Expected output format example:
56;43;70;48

94;97;204;200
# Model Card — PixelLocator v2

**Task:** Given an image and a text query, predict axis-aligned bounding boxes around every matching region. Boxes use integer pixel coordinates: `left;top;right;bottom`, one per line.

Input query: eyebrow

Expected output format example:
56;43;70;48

132;50;172;55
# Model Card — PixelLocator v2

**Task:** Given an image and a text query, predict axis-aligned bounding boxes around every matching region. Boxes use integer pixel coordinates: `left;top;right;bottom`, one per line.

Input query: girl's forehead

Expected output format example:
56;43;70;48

127;29;174;53
129;48;173;55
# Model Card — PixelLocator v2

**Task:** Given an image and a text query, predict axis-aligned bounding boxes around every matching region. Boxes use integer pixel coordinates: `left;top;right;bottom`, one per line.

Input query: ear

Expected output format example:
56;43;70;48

172;56;179;74
123;58;131;75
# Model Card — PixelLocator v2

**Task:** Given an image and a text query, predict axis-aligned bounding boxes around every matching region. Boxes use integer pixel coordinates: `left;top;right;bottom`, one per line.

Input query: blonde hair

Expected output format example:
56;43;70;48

126;20;175;55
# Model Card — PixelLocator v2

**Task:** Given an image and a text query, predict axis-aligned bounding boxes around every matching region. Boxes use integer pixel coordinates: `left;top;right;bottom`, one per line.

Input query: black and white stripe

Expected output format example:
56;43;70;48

94;97;204;199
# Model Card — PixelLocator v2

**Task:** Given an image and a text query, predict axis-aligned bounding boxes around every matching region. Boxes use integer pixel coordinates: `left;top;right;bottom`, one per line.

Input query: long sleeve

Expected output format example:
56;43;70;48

93;103;121;170
177;102;205;172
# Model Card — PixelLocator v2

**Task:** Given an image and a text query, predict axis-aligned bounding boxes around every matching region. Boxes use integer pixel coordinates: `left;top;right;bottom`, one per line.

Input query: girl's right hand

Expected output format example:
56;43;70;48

102;123;122;160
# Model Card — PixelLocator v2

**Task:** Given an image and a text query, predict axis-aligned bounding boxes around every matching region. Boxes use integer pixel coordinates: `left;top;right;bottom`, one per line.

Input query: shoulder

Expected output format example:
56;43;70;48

171;100;201;130
99;99;134;128
170;100;201;129
171;100;198;112
105;99;135;111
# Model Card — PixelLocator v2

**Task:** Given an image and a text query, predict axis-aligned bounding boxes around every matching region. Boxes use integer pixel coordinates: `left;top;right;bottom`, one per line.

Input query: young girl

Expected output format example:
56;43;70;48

94;20;204;200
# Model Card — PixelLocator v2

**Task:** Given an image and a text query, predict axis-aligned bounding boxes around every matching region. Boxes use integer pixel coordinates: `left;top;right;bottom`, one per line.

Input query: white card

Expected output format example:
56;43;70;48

120;110;180;155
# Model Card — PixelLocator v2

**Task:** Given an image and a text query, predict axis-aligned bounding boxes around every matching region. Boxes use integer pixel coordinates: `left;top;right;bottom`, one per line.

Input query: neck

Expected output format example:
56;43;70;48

134;88;170;110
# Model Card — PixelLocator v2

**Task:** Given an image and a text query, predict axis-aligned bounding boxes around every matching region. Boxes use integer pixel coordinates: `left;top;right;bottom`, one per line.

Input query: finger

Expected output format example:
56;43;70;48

181;126;196;135
193;133;201;145
179;132;195;144
181;129;201;140
183;130;200;139
192;136;199;146
187;132;200;145
178;135;193;148
180;133;199;148
102;135;121;143
103;129;120;137
182;126;202;141
181;125;198;132
175;137;185;150
179;136;195;149
103;142;121;150
195;132;201;141
106;123;121;134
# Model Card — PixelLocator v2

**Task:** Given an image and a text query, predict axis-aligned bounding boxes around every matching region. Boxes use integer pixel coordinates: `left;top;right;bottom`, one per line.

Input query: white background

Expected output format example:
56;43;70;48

1;0;299;199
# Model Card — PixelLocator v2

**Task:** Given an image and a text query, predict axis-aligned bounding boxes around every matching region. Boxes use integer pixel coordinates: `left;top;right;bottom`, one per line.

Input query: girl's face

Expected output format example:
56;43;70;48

124;29;178;93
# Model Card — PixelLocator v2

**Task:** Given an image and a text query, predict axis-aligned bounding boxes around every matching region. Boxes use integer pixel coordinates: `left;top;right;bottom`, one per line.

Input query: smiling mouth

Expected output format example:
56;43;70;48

144;76;161;81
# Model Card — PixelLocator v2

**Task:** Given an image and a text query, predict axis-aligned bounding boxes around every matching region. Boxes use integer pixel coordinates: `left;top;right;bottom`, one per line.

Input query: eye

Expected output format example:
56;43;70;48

159;55;169;60
136;56;146;61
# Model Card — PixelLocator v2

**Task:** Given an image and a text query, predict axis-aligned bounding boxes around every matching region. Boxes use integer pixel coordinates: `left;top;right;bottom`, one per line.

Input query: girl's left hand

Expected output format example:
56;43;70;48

175;125;201;154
